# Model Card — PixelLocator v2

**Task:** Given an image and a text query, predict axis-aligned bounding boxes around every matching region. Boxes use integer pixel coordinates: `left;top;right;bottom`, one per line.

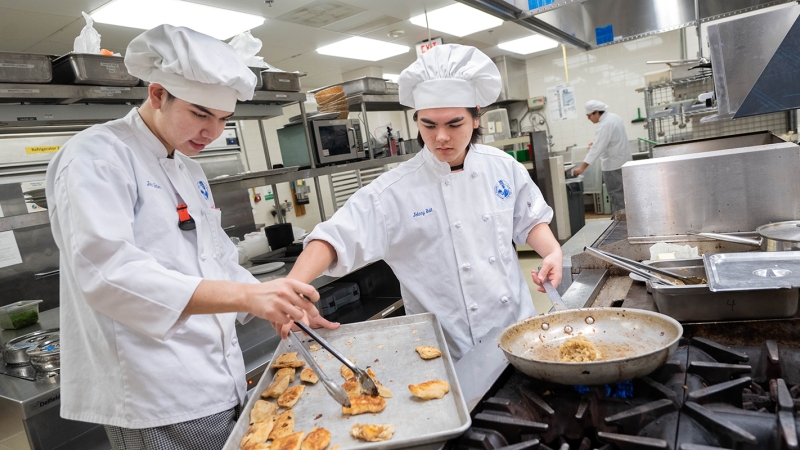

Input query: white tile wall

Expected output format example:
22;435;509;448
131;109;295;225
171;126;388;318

525;31;683;152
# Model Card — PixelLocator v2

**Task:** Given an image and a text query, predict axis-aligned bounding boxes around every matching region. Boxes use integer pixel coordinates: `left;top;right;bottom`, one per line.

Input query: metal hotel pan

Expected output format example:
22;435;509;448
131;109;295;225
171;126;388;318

222;313;470;450
499;308;682;385
647;259;799;321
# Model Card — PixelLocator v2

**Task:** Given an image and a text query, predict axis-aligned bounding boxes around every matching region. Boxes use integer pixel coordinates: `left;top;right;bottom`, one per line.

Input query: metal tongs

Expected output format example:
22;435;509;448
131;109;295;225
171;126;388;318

288;331;351;407
584;247;703;285
293;321;379;400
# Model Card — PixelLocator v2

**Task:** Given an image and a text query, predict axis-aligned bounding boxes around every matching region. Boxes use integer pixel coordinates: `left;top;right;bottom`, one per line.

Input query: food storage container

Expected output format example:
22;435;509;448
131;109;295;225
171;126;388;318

0;300;43;330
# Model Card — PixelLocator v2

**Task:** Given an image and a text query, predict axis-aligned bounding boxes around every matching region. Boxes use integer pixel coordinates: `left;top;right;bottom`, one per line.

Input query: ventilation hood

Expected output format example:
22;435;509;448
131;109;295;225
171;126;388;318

704;4;800;121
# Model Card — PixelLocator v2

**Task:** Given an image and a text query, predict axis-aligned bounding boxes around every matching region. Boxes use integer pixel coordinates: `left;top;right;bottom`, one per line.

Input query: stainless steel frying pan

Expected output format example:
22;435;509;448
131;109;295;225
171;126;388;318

498;308;683;385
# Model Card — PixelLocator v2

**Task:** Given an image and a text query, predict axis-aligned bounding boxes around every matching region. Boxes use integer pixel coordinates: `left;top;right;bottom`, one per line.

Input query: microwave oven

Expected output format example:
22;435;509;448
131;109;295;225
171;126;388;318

277;119;365;168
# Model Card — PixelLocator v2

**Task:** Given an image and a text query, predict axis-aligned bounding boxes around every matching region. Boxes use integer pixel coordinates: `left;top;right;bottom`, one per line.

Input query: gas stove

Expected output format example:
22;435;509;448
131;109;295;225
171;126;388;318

458;323;800;450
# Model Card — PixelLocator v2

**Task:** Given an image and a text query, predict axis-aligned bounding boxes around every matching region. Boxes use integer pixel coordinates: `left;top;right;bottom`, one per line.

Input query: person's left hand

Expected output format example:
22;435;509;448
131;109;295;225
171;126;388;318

272;310;341;339
531;252;563;293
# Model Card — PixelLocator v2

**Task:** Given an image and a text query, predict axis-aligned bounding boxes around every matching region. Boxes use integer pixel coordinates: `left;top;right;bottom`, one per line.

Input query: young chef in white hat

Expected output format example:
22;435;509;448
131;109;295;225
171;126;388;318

45;25;325;449
572;100;631;213
284;44;562;361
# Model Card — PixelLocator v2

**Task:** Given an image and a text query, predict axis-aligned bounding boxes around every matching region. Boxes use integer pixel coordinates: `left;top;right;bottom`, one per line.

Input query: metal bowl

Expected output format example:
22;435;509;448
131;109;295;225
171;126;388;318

499;308;682;385
2;329;58;365
27;339;59;372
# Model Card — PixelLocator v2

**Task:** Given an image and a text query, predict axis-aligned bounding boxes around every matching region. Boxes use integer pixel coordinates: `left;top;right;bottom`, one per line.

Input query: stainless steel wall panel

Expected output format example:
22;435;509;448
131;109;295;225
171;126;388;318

623;143;800;237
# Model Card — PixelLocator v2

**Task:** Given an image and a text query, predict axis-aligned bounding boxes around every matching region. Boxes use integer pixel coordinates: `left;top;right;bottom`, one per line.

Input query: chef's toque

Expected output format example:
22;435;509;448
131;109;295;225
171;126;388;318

585;100;608;115
125;25;257;112
398;44;501;110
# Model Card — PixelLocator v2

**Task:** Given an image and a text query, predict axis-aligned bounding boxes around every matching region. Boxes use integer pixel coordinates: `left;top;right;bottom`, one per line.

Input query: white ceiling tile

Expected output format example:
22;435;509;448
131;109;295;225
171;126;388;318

0;0;108;18
0;7;78;48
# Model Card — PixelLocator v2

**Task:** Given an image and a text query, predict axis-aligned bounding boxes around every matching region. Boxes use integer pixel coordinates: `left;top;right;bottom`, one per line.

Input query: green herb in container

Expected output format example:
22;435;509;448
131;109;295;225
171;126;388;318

0;300;43;330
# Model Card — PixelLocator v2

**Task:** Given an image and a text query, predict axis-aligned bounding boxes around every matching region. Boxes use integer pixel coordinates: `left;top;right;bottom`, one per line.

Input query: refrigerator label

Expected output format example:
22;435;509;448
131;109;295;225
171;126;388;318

26;146;60;154
1;88;40;94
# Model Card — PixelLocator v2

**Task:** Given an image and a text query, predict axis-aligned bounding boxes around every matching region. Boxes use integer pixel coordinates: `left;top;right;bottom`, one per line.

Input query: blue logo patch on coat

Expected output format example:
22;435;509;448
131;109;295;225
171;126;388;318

494;180;512;200
197;181;209;200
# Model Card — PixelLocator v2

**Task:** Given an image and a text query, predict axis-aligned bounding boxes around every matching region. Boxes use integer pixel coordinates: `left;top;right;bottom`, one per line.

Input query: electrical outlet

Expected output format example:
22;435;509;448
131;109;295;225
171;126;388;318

527;96;546;110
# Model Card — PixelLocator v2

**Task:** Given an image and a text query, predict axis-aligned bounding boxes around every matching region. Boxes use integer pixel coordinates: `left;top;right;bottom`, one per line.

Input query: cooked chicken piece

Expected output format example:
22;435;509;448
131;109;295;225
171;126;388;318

262;374;291;399
340;364;354;380
278;385;305;408
246;444;270;450
249;400;278;424
408;380;450;400
342;395;387;415
270;431;305;450
300;427;331;450
309;344;321;352
240;417;276;450
351;423;396;442
272;352;306;369
366;368;393;398
269;409;295;440
274;367;296;382
415;346;442;360
300;368;319;384
342;378;361;396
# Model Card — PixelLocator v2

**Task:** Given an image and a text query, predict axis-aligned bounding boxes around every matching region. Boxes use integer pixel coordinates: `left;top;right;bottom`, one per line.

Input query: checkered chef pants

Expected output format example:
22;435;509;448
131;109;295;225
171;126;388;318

104;405;240;450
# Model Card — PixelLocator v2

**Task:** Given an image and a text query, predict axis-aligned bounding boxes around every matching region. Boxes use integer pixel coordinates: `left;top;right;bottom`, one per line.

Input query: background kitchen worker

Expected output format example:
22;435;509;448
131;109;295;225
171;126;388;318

282;44;562;361
45;25;325;450
572;100;631;213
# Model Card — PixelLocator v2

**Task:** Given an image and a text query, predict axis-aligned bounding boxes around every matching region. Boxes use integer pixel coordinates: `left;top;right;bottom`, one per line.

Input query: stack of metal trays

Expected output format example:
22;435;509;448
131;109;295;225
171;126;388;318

261;71;301;92
341;77;387;96
0;52;53;83
52;53;139;86
647;258;799;321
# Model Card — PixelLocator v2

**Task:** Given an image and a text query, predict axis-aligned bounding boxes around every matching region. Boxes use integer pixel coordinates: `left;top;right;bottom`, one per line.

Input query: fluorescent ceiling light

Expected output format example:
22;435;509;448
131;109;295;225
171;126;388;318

317;37;409;61
409;4;503;38
91;0;265;40
383;73;400;83
498;34;559;55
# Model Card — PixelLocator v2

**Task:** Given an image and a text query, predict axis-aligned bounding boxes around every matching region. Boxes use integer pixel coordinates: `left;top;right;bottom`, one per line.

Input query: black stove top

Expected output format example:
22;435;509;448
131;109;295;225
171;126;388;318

459;335;800;450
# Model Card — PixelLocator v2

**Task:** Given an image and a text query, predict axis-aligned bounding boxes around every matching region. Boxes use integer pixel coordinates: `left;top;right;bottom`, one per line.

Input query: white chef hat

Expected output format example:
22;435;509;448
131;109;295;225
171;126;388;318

125;25;257;112
585;100;608;115
398;44;501;110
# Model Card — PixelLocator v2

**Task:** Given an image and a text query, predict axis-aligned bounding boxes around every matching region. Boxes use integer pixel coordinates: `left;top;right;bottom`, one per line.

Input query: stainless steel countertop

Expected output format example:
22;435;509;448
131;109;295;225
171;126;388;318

0;308;62;419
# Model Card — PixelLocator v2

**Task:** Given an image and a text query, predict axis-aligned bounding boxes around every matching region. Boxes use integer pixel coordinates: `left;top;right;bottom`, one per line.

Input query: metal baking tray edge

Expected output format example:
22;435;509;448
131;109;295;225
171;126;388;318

222;313;471;450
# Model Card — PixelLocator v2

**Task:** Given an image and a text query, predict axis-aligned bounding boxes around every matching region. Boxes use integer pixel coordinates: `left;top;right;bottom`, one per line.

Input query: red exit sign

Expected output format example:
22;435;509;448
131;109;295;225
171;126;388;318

416;37;444;57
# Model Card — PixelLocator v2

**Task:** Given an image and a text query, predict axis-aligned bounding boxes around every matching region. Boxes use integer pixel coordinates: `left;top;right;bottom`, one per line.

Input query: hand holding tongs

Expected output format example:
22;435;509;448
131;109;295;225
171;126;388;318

293;321;379;397
584;247;702;285
288;331;351;407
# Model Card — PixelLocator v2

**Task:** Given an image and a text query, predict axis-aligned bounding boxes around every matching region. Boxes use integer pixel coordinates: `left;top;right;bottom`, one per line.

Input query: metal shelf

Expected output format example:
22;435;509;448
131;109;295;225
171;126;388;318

208;153;416;194
0;84;305;126
347;94;409;112
636;75;714;93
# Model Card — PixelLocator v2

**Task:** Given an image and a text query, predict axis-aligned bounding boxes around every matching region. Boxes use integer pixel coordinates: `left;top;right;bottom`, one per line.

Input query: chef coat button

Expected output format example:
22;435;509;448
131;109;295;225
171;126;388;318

232;338;238;346
501;296;509;303
444;180;451;186
462;263;471;270
201;209;207;216
469;303;478;311
226;351;231;357
179;164;185;170
489;256;496;263
472;171;478;178
200;253;206;261
483;214;490;221
454;222;461;229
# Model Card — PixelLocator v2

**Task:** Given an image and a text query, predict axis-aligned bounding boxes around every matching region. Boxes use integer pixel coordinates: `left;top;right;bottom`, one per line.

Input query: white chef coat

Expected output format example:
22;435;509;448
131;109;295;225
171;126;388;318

45;108;258;428
583;111;631;172
305;144;553;360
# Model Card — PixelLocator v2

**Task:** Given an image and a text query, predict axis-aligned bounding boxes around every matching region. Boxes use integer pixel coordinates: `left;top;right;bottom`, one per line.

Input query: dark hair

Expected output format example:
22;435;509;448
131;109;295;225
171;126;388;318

597;110;605;116
413;107;483;148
